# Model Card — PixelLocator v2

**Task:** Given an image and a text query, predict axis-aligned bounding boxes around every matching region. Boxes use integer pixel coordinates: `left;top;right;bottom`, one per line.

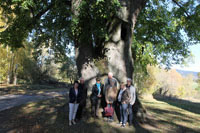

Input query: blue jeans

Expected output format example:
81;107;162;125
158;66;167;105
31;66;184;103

120;103;128;124
128;104;133;125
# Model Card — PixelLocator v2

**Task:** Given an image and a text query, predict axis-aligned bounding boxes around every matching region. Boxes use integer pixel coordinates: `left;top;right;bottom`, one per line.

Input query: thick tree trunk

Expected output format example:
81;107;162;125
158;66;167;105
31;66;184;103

75;43;99;89
73;0;147;122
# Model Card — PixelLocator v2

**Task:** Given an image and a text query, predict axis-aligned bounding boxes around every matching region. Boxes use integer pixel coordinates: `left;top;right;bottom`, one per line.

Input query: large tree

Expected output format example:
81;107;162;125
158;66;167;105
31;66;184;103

0;0;200;120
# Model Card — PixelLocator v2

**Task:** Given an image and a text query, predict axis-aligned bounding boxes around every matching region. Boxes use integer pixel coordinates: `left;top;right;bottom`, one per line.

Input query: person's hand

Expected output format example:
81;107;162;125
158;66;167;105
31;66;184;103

98;94;101;97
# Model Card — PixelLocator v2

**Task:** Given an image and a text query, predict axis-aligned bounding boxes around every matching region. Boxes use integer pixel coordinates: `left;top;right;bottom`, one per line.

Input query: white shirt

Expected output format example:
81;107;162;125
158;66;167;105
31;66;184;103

127;85;136;105
75;89;78;96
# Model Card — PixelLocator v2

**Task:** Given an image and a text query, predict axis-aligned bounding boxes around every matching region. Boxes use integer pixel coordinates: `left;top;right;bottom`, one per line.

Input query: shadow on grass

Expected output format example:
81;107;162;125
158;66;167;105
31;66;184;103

155;119;200;133
153;95;200;115
0;95;153;133
144;103;200;133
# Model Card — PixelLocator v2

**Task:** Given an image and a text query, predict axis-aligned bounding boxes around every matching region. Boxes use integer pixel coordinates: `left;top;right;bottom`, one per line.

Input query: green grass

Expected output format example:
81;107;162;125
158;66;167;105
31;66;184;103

141;95;200;133
0;94;200;133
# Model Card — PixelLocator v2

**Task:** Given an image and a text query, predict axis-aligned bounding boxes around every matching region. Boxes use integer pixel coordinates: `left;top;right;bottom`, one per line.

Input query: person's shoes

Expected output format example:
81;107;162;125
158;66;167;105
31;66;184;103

121;124;126;128
72;120;76;125
118;122;122;125
69;121;72;126
110;119;114;122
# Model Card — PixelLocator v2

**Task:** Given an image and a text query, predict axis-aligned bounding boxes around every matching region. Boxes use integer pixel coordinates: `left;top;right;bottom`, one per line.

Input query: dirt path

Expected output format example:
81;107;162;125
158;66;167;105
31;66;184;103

0;91;68;112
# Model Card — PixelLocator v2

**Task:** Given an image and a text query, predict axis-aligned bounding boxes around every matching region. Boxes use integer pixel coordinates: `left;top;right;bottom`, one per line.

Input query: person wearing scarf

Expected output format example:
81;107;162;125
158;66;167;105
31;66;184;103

90;77;104;118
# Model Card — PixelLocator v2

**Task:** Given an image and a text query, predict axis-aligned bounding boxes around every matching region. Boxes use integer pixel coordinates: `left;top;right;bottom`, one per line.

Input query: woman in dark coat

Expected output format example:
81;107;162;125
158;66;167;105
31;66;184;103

69;81;82;126
90;77;104;118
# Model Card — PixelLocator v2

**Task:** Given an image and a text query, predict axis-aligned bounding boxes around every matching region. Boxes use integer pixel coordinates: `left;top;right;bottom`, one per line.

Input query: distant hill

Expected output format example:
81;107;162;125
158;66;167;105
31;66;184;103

176;69;199;79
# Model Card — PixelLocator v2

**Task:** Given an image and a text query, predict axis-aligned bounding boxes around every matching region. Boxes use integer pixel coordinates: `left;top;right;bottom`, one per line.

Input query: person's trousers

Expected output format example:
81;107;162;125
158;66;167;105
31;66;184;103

92;98;101;116
69;103;79;121
128;104;133;125
120;103;128;124
76;100;86;120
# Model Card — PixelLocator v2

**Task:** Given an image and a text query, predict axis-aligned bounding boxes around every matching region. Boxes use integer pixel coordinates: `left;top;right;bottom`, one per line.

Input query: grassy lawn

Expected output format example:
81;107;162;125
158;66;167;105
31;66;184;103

141;95;200;133
0;94;200;133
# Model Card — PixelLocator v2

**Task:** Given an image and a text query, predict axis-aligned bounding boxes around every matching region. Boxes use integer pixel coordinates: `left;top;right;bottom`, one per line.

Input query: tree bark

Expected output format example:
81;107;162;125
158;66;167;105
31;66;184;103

75;43;99;89
7;51;15;84
13;64;18;85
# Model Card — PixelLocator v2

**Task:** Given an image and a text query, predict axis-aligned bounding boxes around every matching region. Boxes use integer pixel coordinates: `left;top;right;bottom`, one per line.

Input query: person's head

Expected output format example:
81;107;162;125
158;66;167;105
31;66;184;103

108;72;113;79
127;78;132;86
79;77;84;84
96;77;101;84
120;82;125;89
74;80;79;88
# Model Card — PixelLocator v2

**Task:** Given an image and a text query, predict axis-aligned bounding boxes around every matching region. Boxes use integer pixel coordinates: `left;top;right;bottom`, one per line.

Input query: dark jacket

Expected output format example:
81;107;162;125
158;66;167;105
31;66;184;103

79;83;87;106
69;87;82;103
90;83;104;105
121;89;131;104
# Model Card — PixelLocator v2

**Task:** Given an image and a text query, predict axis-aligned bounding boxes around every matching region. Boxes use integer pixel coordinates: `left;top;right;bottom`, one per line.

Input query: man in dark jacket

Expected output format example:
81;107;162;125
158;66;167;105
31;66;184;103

76;77;87;120
90;77;104;118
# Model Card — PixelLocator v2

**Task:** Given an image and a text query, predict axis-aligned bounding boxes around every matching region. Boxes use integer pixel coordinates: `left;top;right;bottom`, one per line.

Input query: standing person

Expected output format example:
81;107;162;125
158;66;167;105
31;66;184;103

90;77;104;118
76;77;87;121
103;72;118;108
69;81;82;126
105;80;118;122
104;72;118;91
126;78;136;126
117;82;131;128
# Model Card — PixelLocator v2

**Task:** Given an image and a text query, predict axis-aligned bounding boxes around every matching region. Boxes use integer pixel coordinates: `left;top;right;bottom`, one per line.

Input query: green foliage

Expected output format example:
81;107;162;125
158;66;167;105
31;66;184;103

0;0;200;89
59;57;78;84
133;0;200;70
0;44;38;83
0;46;10;82
177;86;186;98
70;0;120;44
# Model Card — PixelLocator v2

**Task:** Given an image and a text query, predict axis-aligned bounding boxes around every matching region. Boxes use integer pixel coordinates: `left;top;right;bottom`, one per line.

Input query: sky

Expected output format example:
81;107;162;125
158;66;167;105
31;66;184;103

172;44;200;72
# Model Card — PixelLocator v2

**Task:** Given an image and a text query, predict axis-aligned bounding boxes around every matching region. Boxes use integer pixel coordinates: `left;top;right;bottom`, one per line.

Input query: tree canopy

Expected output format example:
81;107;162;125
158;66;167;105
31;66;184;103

0;0;200;69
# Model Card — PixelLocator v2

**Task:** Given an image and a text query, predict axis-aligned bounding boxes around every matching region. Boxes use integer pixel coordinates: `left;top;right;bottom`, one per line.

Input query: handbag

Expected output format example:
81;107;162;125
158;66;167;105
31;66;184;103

104;105;114;117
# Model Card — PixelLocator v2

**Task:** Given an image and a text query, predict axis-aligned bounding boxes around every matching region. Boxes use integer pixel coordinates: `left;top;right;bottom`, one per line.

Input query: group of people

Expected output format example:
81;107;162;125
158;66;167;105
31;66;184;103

68;72;136;128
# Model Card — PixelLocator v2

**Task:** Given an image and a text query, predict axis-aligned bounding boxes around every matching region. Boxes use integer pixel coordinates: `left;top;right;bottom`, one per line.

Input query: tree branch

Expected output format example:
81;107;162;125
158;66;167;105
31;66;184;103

28;0;71;27
172;0;190;17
